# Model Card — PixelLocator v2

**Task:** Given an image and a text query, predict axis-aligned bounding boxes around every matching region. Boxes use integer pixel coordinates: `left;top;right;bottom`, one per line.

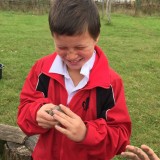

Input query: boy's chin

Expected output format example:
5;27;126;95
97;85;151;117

66;63;84;71
67;66;82;71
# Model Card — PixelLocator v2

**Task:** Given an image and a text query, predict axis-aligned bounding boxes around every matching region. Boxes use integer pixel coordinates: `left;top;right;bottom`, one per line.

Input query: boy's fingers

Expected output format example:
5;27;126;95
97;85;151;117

134;147;150;160
125;145;150;160
59;104;77;118
53;110;73;129
121;151;141;160
54;124;69;135
37;111;55;121
141;145;159;160
38;123;51;129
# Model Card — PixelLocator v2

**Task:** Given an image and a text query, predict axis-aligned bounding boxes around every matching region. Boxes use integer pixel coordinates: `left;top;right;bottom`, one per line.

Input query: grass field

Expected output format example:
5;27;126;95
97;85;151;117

0;11;160;159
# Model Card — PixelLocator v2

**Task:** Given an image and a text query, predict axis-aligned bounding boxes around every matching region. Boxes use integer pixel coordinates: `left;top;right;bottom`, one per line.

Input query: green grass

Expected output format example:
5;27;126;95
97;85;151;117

0;11;160;159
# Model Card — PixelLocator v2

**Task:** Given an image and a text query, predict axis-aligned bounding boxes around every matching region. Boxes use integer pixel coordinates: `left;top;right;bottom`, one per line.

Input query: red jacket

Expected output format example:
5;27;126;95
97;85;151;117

17;46;131;160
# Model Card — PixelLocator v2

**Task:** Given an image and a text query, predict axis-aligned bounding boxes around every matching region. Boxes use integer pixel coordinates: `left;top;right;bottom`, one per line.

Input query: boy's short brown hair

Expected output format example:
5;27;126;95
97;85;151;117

49;0;100;40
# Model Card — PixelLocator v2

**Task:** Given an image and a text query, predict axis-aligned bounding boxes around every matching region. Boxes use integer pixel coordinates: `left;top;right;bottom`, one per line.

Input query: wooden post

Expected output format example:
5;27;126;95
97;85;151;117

25;135;39;152
3;142;32;160
0;124;27;144
106;0;112;24
0;124;39;159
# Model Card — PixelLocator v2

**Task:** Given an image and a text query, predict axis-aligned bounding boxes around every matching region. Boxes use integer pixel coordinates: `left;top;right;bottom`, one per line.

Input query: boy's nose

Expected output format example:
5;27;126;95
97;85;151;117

66;50;78;60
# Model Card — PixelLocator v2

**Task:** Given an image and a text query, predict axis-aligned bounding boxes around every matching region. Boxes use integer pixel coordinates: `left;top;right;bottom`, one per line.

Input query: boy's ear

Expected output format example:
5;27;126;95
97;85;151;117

95;35;100;43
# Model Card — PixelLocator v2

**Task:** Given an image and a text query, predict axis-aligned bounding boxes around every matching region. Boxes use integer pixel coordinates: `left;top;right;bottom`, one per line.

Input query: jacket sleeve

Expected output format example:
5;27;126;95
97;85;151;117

79;71;131;159
17;61;52;136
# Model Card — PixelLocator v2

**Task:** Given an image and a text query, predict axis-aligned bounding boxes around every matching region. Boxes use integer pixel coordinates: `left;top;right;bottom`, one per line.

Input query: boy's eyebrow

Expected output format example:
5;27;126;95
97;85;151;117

57;44;87;47
56;45;66;47
56;44;67;47
57;46;68;49
75;46;87;48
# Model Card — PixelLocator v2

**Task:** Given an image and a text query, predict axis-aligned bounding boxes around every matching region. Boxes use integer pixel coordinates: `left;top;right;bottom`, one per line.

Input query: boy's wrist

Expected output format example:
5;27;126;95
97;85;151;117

76;121;95;146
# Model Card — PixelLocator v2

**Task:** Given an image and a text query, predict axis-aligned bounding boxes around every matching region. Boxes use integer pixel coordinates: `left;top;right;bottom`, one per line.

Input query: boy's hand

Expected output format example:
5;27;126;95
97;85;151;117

121;145;160;160
53;104;87;142
36;103;59;129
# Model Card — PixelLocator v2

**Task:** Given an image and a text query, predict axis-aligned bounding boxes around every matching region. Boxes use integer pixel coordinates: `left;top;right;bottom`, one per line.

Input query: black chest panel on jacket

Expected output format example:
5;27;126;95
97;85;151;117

96;86;115;119
36;73;50;98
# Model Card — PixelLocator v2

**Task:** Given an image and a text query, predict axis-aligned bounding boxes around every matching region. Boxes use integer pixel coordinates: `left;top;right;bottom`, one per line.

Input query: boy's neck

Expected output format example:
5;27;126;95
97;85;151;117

67;68;84;86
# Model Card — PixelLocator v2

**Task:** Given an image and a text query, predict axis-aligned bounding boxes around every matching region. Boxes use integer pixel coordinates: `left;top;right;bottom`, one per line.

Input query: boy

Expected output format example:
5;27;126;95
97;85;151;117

17;0;131;159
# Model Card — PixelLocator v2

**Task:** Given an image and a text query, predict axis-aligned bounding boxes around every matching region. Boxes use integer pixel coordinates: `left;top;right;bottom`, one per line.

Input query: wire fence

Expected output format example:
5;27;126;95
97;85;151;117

0;0;160;15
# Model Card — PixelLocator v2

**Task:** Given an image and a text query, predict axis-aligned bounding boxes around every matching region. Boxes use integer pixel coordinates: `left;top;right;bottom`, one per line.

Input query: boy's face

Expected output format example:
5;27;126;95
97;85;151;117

53;31;98;71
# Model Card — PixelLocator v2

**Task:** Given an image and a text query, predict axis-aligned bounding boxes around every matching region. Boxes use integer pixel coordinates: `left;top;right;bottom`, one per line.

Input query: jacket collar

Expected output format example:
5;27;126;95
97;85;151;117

42;45;111;89
86;46;111;89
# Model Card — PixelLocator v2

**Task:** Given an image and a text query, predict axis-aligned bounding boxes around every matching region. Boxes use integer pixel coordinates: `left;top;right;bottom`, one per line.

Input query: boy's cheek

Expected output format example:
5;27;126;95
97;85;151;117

56;50;66;56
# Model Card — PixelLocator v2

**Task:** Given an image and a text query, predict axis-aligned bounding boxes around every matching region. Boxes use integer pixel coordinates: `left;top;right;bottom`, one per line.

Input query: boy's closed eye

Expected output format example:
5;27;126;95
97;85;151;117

75;46;86;50
58;47;68;50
